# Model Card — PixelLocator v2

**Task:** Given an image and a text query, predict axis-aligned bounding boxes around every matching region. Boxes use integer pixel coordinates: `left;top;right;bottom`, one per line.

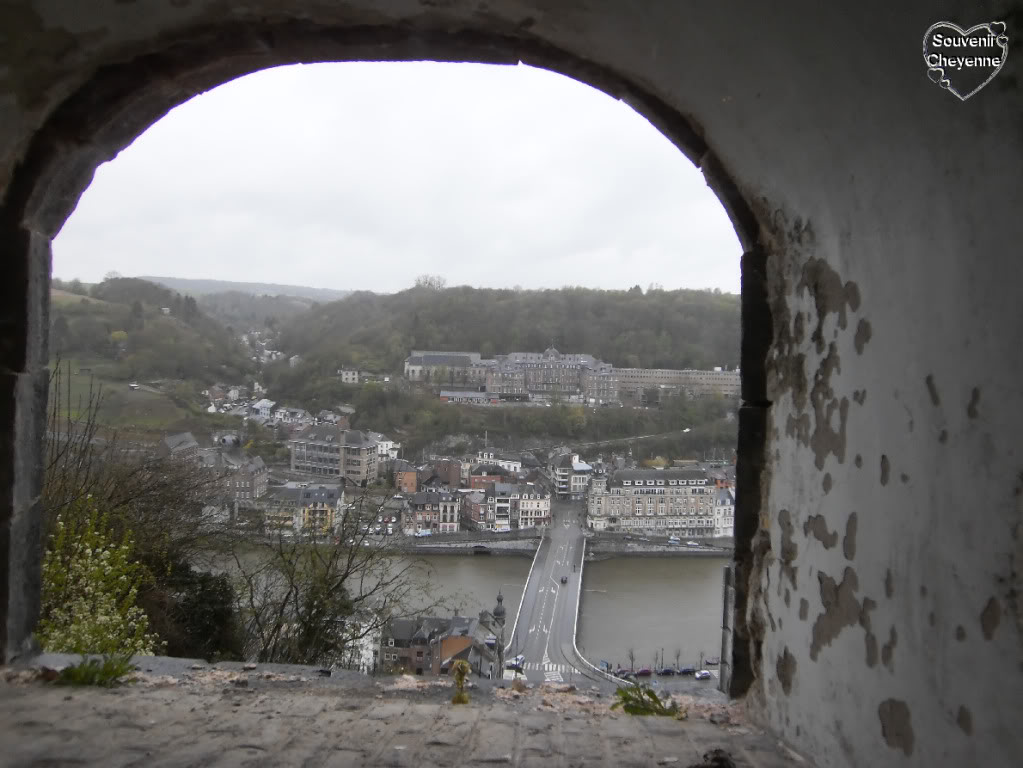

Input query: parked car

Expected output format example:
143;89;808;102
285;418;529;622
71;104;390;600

414;529;432;538
678;666;696;676
694;670;712;680
635;668;652;677
705;657;720;666
657;667;676;676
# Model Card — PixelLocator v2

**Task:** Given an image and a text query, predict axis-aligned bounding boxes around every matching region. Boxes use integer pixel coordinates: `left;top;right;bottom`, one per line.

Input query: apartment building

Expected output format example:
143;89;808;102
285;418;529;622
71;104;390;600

475;451;521;473
485;482;551;530
392;459;419;494
258;483;344;536
288;424;378;486
714;488;735;538
616;367;741;399
551;453;592;500
406;491;460;534
586;468;719;537
404;351;483;383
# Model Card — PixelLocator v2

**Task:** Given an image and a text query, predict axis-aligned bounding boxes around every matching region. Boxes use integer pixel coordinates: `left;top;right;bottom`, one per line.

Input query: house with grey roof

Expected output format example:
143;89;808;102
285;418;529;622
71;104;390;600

157;432;199;463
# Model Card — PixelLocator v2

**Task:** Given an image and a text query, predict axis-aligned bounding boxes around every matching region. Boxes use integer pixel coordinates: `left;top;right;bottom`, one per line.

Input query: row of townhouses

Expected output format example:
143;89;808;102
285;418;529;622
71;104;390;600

404;347;739;403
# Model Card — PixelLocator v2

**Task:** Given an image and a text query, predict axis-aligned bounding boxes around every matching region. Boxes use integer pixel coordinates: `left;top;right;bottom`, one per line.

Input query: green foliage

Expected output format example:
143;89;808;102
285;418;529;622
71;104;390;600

37;500;161;657
50;277;253;383
277;285;739;374
54;655;135;687
611;684;686;718
140;561;245;662
197;290;318;331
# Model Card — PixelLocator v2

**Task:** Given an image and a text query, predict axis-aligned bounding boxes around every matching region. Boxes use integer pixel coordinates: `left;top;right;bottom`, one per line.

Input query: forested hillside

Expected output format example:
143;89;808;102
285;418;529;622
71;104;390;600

279;284;740;373
138;275;350;301
197;291;319;331
50;278;253;382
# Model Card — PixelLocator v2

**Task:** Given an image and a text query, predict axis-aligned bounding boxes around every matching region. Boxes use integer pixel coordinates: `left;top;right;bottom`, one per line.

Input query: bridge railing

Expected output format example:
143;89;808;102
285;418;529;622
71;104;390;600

570;538;632;686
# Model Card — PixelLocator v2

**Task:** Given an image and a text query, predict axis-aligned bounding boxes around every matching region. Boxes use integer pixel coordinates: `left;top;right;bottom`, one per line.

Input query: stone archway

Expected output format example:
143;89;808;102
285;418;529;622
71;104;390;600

2;4;1021;768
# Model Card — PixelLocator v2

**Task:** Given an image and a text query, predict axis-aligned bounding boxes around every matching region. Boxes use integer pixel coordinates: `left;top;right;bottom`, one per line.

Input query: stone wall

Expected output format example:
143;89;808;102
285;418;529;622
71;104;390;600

1;2;1021;766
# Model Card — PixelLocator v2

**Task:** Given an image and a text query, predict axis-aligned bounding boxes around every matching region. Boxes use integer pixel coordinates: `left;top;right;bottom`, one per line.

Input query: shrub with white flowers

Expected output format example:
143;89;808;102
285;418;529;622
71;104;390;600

37;499;160;656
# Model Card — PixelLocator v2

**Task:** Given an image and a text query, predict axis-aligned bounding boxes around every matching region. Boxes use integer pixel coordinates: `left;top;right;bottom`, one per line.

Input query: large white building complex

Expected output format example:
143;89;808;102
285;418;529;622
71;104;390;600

586;467;733;539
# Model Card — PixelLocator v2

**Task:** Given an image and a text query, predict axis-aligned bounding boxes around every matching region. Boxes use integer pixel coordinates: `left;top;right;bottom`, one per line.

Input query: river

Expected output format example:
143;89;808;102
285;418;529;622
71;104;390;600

412;553;728;671
216;546;728;669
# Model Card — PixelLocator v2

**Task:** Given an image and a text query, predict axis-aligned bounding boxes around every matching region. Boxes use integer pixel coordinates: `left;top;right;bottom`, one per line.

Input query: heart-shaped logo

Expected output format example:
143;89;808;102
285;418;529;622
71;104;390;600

923;21;1009;100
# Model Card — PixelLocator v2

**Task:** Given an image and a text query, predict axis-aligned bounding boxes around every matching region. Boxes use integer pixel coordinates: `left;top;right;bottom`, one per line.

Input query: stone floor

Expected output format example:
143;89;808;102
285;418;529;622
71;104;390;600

0;657;810;767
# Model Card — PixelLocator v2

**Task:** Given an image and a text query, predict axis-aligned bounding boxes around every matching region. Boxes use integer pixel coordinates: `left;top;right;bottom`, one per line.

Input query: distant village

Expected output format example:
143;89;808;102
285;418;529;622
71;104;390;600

167;345;739;543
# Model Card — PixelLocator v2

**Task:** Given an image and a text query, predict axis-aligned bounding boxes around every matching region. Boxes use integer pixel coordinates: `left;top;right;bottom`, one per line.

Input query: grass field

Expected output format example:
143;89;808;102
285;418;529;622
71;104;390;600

48;358;237;438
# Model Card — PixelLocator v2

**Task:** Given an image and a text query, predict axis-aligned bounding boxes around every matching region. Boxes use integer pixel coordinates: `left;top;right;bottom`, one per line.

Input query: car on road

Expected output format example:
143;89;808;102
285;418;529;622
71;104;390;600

505;654;525;670
694;670;712;680
414;529;432;538
560;575;568;584
667;536;681;546
685;541;700;547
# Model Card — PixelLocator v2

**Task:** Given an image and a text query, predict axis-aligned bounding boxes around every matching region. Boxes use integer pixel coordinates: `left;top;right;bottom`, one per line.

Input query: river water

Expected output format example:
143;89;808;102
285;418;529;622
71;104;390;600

216;546;727;669
411;554;728;671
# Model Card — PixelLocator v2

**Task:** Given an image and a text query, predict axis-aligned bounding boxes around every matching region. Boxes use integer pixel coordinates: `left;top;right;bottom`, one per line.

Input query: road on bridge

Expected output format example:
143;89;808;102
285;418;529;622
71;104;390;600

503;500;601;687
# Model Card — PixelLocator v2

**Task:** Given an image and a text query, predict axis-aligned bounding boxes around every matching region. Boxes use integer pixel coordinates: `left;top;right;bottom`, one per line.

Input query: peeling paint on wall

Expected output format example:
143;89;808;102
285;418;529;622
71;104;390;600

810;567;860;661
776;646;796;695
980;596;1001;640
804;514;838;549
967;387;981;419
878;698;914;756
843;512;857;560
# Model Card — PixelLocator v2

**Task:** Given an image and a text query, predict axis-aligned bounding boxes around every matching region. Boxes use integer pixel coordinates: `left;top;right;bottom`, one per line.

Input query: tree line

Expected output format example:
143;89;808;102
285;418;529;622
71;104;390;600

277;283;740;374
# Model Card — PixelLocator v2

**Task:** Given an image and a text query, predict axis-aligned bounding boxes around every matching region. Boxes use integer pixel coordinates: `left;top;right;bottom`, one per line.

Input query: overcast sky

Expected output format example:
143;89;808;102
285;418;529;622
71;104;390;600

53;62;740;294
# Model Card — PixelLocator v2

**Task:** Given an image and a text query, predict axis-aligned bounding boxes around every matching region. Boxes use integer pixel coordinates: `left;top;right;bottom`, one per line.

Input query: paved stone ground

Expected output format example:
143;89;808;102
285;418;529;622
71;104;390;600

0;658;810;767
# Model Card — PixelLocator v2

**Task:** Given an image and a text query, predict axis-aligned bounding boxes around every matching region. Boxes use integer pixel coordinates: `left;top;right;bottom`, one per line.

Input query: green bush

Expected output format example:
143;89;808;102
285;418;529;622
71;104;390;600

37;499;161;657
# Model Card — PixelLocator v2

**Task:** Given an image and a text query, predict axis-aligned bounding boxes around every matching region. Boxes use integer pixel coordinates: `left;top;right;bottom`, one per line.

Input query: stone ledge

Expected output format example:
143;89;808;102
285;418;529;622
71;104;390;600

1;656;808;767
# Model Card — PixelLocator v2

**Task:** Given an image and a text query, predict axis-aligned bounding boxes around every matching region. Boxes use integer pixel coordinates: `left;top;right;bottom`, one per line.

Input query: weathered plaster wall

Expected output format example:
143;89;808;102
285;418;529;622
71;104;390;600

1;2;1021;766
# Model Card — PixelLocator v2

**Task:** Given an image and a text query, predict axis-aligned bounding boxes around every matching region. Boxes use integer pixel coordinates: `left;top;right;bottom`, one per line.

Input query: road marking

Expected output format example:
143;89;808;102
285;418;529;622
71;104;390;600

544;671;564;682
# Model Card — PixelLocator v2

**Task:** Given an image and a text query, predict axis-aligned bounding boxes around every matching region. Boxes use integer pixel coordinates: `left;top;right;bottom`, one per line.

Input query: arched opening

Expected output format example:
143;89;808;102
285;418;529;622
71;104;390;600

2;21;769;697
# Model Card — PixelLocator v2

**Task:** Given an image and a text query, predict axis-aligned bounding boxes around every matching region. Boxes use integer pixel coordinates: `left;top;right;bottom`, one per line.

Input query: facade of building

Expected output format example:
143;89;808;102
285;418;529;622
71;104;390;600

288;425;379;486
393;459;418;494
586;468;718;537
616;367;741;399
485;482;551;530
404;351;483;382
258;483;344;536
252;398;276;419
551;453;592;499
475;451;521;473
439;390;500;405
714;487;735;538
406;491;460;534
462;490;491;530
337;367;360;384
407;347;619;405
469;464;511;490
